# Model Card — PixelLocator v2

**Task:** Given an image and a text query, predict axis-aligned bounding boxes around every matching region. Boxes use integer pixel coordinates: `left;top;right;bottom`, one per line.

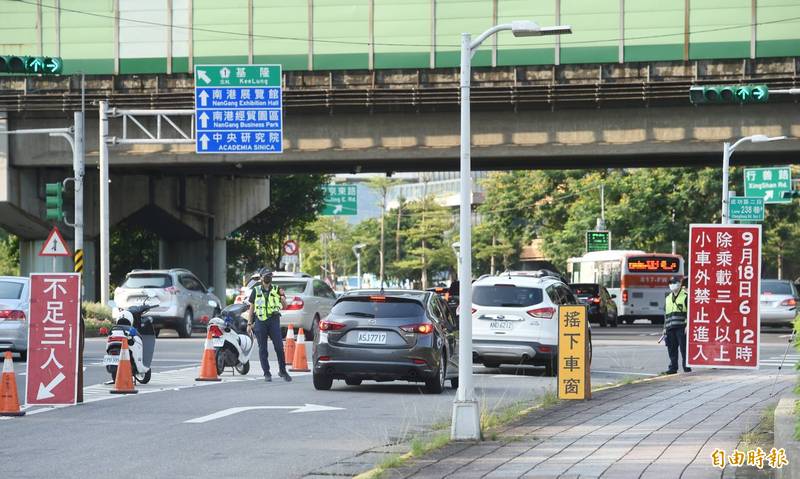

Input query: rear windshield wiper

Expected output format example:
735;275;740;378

344;312;376;318
500;303;524;307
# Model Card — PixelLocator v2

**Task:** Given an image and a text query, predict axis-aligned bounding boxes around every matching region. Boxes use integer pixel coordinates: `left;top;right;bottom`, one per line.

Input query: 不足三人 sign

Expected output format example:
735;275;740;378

558;305;591;400
687;224;761;369
26;273;81;405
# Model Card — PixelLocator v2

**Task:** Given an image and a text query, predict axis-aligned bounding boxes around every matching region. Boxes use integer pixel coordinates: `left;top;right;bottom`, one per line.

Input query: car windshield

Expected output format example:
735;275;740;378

121;274;173;289
273;281;307;294
0;281;24;299
331;298;425;318
473;285;544;307
761;281;794;296
570;284;599;297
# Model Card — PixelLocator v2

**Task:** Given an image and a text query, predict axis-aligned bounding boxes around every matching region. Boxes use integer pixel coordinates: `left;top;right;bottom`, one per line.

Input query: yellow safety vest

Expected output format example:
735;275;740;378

665;288;688;329
254;285;282;321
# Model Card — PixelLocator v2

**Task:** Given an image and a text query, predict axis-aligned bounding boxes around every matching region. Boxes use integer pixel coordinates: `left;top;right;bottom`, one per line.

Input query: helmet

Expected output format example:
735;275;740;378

117;310;134;326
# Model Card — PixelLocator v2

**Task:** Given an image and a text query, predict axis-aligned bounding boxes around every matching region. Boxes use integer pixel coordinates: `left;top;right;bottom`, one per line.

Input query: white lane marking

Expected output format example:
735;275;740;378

185;404;344;424
591;370;658;377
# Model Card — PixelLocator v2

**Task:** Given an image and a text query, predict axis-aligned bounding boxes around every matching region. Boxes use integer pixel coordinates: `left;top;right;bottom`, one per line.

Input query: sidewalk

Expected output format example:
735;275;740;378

381;370;793;479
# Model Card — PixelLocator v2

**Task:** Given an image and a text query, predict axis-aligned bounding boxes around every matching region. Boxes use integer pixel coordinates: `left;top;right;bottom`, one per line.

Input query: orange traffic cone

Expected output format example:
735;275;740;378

0;351;24;416
196;329;221;382
290;328;310;372
110;340;138;395
284;324;296;366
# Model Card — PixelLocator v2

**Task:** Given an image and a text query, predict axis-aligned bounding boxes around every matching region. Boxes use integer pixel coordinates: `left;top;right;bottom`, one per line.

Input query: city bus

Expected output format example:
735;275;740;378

566;250;684;324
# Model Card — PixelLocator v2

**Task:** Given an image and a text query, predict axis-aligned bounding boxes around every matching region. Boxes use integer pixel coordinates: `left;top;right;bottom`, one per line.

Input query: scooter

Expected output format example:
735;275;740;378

208;302;253;375
103;296;158;384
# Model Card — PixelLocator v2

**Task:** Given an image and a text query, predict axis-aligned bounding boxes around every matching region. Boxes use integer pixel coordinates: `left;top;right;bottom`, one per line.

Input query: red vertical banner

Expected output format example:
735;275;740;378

26;273;81;405
687;225;761;369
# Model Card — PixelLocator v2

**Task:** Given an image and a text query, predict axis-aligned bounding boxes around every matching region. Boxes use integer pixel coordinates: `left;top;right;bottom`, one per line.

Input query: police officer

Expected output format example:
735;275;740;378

247;268;292;382
662;275;691;374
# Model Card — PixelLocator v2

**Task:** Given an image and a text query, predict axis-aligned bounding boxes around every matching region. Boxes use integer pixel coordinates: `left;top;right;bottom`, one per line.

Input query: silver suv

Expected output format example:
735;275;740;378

113;269;222;338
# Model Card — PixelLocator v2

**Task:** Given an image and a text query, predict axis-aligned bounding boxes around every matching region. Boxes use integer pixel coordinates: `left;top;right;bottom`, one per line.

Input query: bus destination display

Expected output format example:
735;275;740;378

627;256;680;273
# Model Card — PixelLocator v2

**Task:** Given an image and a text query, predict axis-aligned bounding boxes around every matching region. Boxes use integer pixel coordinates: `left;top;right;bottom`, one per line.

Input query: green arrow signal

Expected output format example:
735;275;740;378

752;85;768;102
735;86;751;102
45;57;62;74
27;57;44;73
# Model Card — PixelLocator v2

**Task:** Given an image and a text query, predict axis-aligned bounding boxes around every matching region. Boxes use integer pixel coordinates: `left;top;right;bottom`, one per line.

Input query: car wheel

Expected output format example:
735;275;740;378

305;315;319;342
345;377;362;386
313;372;333;390
625;318;634;325
178;309;193;338
449;376;459;389
482;361;501;368
424;350;446;394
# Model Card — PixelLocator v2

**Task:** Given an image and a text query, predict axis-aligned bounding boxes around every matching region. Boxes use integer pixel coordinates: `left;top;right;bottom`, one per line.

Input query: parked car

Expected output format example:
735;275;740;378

472;271;589;376
0;276;30;360
312;289;459;393
760;279;799;327
113;269;221;338
272;272;337;340
569;283;618;327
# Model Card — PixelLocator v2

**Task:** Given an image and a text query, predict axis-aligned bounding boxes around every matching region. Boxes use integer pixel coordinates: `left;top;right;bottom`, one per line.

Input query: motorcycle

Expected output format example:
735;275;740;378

207;301;253;375
103;296;158;384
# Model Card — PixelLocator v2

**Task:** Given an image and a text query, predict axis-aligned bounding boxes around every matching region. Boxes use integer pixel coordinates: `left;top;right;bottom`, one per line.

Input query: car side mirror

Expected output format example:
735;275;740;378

208;300;217;307
610;294;617;299
208;287;215;293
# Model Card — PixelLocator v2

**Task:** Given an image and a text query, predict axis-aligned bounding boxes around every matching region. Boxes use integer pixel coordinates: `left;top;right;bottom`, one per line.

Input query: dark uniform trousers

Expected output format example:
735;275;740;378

254;313;287;375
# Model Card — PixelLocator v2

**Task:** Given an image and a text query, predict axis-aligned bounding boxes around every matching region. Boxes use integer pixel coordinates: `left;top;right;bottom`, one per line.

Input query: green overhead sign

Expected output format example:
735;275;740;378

321;184;357;216
194;64;281;88
744;167;792;204
729;197;764;222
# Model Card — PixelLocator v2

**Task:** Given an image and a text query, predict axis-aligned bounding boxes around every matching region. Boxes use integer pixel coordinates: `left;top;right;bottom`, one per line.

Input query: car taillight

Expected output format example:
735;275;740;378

400;323;434;334
319;319;345;331
166;286;179;295
527;307;555;319
412;358;427;365
539;346;552;353
622;289;628;304
591;297;601;304
283;296;304;311
210;325;223;338
0;310;25;321
781;298;797;307
318;356;331;362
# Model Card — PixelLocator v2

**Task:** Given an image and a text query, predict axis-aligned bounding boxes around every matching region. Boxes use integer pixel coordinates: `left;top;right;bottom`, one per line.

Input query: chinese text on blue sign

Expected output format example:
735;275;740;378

194;64;282;154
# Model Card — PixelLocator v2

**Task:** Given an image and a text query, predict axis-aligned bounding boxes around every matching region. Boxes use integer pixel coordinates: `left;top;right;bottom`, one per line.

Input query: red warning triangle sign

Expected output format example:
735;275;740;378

38;227;71;257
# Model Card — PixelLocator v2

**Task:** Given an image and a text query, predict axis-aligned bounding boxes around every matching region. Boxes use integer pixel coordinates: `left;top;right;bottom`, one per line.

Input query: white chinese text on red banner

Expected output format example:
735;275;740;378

687;225;761;369
26;273;81;405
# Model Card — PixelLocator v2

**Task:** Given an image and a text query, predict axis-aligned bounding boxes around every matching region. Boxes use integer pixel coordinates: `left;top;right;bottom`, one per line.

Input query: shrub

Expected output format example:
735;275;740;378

82;301;112;322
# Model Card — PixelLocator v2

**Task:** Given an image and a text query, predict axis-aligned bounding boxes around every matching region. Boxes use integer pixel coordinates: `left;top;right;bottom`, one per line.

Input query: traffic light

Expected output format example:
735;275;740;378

45;183;63;221
0;56;62;75
689;84;769;104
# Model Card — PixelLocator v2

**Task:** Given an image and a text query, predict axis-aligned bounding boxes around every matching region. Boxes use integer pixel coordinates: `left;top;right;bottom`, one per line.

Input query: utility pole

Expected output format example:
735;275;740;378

99;101;110;306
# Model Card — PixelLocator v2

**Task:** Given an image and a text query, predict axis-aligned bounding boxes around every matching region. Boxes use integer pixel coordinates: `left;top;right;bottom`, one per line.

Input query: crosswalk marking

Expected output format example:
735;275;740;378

2;361;312;420
759;355;799;368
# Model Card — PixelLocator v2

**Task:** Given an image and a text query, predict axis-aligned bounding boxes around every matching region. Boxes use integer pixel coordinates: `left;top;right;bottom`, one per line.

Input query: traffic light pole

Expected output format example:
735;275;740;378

0;112;86;402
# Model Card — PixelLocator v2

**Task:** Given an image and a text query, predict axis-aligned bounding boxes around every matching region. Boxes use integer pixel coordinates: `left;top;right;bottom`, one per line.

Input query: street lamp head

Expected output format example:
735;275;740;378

511;20;572;37
750;134;787;143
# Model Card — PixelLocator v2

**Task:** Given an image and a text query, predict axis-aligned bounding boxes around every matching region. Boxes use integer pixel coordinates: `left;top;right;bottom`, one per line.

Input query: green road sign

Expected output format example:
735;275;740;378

744;167;792;204
729;197;764;222
321;184;357;216
194;64;280;88
586;231;610;253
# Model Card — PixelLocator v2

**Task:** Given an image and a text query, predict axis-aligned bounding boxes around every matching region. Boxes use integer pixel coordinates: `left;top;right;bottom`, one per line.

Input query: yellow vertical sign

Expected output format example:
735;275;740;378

558;305;591;400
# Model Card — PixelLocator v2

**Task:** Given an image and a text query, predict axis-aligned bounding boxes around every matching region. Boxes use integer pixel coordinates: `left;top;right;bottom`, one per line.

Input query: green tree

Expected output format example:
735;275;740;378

110;221;158;287
392;196;455;288
366;176;403;285
0;229;19;276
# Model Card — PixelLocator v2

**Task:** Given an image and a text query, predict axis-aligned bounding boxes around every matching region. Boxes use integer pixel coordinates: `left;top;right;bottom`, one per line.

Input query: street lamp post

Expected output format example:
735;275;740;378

352;243;366;289
451;242;461;278
453;20;571;441
721;134;786;223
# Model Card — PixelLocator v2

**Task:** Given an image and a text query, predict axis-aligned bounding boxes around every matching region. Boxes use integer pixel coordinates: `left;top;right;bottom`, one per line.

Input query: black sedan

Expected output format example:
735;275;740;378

312;289;459;393
569;283;619;327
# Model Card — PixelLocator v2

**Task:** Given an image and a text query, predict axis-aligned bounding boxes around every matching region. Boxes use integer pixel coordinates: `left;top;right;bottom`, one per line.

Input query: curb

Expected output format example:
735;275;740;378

774;394;799;479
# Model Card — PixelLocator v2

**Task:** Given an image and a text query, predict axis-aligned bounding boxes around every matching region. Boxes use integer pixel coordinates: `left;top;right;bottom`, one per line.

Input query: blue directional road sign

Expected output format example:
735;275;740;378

194;64;282;154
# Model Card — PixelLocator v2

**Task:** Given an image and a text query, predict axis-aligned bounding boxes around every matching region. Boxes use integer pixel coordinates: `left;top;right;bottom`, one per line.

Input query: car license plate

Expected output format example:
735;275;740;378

103;355;120;366
490;321;513;330
357;331;387;345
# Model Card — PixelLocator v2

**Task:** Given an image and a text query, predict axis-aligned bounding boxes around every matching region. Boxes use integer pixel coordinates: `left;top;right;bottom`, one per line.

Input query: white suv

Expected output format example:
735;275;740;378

472;272;583;376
